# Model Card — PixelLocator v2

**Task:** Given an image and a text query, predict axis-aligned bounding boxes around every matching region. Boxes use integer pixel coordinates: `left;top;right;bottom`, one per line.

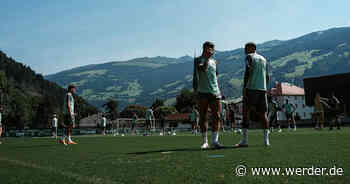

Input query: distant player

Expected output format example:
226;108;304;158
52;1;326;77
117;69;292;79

228;104;236;132
52;114;58;138
268;96;282;132
236;42;270;147
0;106;3;144
193;41;223;149
190;107;196;134
132;112;138;135
275;99;283;132
328;92;342;130
194;107;199;135
221;96;227;132
314;93;325;129
60;84;77;145
284;99;297;131
145;107;154;135
102;115;107;135
159;111;166;136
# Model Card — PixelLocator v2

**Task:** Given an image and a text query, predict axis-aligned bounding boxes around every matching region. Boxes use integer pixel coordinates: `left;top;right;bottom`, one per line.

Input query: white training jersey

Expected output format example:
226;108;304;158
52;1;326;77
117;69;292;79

52;117;58;127
0;112;2;126
63;92;75;115
102;117;107;127
146;109;153;120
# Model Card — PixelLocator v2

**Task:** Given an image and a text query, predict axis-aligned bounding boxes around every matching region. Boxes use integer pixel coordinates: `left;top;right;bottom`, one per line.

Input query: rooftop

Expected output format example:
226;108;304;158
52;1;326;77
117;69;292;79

270;82;305;96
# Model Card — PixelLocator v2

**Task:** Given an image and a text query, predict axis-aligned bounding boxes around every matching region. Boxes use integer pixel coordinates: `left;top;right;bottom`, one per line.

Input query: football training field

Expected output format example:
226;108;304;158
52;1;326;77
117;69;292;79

0;128;349;184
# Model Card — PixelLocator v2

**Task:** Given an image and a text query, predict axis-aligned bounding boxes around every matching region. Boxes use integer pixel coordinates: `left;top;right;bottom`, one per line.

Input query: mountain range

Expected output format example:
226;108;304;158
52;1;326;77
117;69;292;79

46;27;350;109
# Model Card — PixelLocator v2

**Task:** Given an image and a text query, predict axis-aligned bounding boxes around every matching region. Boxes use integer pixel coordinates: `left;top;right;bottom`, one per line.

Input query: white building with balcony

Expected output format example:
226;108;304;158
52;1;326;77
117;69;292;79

270;82;313;120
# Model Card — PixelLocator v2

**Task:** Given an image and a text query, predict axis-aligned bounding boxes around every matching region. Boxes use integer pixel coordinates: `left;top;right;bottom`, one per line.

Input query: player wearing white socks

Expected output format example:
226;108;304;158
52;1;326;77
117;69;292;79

132;112;138;135
190;108;199;135
52;114;58;138
221;96;227;132
193;41;223;149
236;42;270;147
284;99;297;131
194;108;200;135
145;108;154;135
102;115;107;135
60;85;77;145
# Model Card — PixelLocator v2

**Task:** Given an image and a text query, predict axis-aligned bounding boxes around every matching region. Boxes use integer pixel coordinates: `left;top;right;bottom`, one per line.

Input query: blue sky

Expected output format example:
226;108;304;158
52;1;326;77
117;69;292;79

1;0;350;75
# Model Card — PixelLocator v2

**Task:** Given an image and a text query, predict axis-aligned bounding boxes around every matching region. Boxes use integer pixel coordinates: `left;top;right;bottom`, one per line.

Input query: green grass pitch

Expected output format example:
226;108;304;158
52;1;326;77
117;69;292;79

0;128;349;184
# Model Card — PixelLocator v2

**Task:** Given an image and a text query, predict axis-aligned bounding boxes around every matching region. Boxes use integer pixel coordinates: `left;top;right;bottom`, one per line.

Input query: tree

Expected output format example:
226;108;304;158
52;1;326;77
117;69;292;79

0;71;8;106
154;106;178;119
33;96;50;128
175;89;198;113
75;96;99;125
0;50;98;129
151;98;165;110
119;104;147;118
103;99;119;120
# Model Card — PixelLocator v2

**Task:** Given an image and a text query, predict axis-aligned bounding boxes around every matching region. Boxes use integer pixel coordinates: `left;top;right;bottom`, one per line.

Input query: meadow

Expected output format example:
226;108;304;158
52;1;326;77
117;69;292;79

0;128;349;184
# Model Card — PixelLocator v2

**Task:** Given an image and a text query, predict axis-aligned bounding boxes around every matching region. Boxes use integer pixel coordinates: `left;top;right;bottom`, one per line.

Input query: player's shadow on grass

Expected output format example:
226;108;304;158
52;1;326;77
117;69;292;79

127;146;240;155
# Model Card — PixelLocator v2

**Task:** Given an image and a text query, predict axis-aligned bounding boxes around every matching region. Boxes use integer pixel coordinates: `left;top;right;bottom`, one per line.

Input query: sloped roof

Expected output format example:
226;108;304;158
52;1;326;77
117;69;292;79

280;83;305;96
79;114;98;127
269;83;305;96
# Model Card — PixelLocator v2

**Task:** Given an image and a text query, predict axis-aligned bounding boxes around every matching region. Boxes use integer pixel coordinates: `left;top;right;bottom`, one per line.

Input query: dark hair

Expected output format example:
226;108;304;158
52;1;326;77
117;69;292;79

203;41;215;49
68;84;76;92
245;42;256;50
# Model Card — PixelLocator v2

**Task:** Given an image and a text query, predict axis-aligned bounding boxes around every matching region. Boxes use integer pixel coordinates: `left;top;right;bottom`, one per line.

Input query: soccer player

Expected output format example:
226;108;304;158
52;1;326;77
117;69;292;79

236;42;270;147
193;41;223;149
190;107;196;134
284;99;297;131
145;107;154;135
60;84;77;145
0;106;3;144
314;93;325;129
52;114;58;138
275;100;283;132
328;93;342;130
194;107;200;135
268;96;282;132
132;112;138;135
102;115;107;135
221;96;227;132
159;111;166;136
